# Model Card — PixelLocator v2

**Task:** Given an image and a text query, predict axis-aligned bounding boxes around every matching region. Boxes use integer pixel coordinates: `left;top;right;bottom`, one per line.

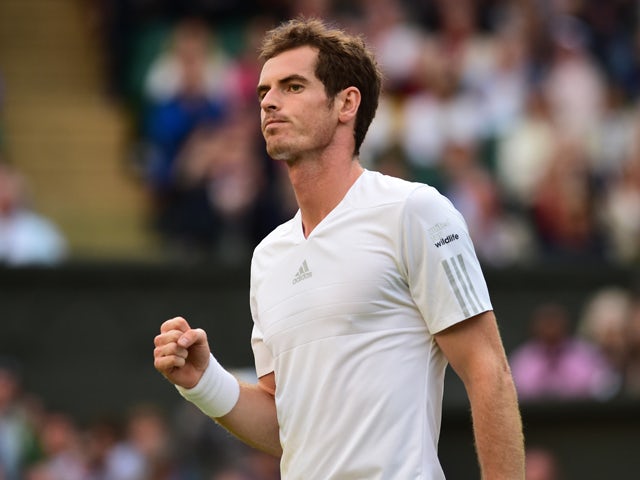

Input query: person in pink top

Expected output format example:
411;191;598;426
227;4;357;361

509;302;620;401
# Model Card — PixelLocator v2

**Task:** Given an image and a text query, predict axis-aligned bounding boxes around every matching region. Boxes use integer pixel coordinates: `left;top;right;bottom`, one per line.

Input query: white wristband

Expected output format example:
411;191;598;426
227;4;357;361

175;353;240;418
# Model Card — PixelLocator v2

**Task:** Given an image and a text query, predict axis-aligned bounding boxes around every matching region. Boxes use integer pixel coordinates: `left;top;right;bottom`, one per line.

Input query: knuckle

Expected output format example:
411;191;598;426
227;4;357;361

153;357;165;371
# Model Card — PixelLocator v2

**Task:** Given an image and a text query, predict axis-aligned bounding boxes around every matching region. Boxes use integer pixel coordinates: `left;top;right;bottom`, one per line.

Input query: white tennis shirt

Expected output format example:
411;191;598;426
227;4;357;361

249;170;492;479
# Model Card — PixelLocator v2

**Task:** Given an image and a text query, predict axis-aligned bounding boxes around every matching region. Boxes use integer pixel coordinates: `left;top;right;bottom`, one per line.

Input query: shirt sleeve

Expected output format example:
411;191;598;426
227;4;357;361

251;323;275;378
401;185;492;334
249;261;275;378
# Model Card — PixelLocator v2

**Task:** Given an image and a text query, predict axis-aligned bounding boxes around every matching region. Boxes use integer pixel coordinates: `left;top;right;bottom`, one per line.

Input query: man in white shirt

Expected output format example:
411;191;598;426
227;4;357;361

154;18;525;479
0;163;67;266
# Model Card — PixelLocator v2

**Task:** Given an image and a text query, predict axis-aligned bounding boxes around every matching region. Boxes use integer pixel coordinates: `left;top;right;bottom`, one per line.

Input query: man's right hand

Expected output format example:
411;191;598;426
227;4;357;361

153;316;211;389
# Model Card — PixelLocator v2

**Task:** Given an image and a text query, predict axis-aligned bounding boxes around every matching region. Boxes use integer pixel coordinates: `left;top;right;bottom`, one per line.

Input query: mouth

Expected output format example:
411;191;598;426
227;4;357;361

263;117;287;131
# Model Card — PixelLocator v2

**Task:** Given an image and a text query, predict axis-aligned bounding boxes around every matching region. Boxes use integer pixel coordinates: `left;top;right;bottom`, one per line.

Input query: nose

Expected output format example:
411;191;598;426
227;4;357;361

260;89;279;112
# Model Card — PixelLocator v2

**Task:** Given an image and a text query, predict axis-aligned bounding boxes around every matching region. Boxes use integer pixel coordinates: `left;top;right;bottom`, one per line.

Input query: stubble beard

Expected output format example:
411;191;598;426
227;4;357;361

266;141;295;163
264;132;303;164
264;119;334;165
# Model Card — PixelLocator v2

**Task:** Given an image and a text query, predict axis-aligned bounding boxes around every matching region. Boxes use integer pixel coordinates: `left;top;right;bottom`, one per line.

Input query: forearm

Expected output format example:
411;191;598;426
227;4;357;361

436;313;525;478
467;366;525;479
174;353;281;457
216;382;282;457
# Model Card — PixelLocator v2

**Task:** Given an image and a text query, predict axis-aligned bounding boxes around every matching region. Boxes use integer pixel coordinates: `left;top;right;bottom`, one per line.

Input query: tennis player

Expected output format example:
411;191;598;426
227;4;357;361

154;17;525;479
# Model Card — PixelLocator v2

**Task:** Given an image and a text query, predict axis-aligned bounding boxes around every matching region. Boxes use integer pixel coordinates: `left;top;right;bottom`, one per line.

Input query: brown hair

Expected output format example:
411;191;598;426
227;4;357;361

259;18;382;155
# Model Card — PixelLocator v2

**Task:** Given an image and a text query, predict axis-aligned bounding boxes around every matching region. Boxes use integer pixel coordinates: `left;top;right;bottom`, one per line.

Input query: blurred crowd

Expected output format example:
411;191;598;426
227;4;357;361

84;0;640;266
0;357;280;480
1;0;639;266
509;285;640;402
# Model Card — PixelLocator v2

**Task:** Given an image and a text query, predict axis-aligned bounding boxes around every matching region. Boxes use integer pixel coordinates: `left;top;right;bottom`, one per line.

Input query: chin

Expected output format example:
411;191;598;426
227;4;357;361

267;144;294;162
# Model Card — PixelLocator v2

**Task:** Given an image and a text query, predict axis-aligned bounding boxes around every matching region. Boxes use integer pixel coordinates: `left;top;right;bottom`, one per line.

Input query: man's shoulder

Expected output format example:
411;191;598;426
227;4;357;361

356;170;424;202
356;170;445;209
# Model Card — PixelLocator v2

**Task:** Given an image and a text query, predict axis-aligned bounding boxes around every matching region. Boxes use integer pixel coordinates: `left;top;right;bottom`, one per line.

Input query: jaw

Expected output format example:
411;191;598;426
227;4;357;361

265;134;294;162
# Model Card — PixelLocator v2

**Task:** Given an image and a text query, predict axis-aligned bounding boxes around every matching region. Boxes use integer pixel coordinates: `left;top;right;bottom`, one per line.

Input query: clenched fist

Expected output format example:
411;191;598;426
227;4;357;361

153;316;211;389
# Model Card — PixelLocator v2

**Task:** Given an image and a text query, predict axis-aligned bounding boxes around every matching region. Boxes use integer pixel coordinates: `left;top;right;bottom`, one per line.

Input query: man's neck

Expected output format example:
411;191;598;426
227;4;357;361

287;154;364;238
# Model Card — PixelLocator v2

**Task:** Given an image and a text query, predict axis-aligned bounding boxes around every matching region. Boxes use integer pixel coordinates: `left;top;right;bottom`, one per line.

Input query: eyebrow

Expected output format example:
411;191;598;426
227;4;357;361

256;74;310;98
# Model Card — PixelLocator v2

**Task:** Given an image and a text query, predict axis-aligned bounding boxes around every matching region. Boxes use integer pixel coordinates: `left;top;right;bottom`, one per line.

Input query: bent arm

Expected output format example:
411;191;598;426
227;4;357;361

154;317;281;457
217;372;282;457
436;311;525;480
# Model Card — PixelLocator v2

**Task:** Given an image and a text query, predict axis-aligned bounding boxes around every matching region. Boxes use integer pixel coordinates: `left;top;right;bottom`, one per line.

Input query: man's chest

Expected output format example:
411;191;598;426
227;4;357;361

253;215;418;353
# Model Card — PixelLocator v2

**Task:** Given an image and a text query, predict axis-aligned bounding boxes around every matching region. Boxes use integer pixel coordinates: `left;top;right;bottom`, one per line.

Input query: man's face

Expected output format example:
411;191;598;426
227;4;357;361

257;46;339;162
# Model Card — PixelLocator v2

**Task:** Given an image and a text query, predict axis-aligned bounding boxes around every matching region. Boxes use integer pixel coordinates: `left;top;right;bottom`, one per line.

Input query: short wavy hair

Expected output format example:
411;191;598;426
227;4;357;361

259;18;383;156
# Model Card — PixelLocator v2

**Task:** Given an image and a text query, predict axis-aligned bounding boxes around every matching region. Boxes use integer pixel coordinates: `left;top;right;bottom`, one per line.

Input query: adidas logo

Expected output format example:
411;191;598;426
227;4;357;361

292;260;312;285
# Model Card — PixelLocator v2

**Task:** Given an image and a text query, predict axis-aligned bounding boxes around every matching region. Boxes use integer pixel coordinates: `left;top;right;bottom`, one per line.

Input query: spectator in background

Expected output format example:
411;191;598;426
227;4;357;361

495;87;556;214
140;18;229;255
525;446;562;480
622;295;640;396
529;138;606;261
0;162;68;267
509;302;619;402
542;15;606;144
24;411;86;480
117;404;178;480
83;414;152;480
172;108;294;262
141;17;293;261
363;0;425;95
591;84;638;186
220;16;278;110
143;17;234;106
171;401;244;478
578;287;632;377
601;123;640;263
578;286;640;398
0;357;39;480
475;8;530;144
581;0;640;101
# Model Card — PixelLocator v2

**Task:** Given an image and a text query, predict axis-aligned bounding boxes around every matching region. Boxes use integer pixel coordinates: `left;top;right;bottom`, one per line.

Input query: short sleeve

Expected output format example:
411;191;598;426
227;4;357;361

249;264;275;378
251;323;275;378
401;185;492;334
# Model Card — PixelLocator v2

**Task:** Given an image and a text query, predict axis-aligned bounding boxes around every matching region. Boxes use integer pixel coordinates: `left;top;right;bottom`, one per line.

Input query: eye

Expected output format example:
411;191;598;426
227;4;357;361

288;84;303;93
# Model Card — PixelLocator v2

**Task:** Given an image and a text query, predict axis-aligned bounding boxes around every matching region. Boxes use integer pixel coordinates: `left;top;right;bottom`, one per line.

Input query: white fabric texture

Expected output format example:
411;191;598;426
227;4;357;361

176;353;240;418
250;170;492;479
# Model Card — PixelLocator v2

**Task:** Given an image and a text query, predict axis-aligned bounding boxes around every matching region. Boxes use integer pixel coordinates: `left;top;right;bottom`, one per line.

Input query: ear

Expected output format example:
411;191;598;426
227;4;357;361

337;86;361;124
